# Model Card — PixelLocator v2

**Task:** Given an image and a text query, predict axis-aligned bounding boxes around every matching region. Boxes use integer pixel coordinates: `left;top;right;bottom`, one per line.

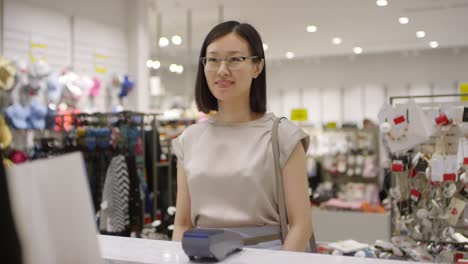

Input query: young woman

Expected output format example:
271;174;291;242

172;21;313;252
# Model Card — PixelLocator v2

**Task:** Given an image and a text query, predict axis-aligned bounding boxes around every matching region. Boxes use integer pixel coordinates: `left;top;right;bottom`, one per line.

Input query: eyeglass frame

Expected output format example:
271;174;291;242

199;56;261;71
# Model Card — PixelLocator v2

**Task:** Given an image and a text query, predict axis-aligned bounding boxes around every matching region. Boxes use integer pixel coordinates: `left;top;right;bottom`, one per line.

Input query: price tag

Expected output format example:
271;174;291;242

447;197;466;226
443;173;456;182
94;52;109;74
410;189;421;202
435;114;449;125
444;155;458;174
393;115;406;125
392;160;404;172
430;154;444;182
30;41;47;63
326;122;337;129
459;137;468;165
460;83;468;101
290;108;308;121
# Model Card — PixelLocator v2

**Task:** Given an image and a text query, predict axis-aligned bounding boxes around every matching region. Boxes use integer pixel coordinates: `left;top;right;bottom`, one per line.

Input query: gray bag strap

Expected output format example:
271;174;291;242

272;117;318;253
271;117;289;243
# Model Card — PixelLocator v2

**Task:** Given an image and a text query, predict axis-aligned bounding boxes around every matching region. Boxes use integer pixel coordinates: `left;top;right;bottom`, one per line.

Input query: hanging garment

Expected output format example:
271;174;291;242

100;155;130;234
85;150;112;213
126;155;143;233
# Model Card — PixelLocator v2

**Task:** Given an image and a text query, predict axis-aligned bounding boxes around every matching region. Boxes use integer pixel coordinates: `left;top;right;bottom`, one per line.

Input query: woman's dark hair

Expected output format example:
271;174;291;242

195;21;267;114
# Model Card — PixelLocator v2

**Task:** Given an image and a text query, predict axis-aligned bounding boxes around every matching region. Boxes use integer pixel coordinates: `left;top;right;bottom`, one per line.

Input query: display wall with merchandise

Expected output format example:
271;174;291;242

1;0;151;113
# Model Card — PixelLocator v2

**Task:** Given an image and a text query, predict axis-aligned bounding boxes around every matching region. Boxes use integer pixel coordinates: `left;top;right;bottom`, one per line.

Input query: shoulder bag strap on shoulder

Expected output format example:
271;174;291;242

272;117;318;253
272;117;288;243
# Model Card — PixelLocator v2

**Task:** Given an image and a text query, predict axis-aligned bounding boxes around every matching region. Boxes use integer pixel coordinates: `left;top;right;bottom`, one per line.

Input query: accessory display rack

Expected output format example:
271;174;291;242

387;94;468;251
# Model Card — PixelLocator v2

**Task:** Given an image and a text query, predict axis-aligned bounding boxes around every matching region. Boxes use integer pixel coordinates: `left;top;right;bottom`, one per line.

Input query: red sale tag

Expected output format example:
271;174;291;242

392;162;404;172
410;189;421;197
464;158;468;165
435;114;449;125
393;115;406;125
410;189;421;202
455;253;463;262
444;173;456;182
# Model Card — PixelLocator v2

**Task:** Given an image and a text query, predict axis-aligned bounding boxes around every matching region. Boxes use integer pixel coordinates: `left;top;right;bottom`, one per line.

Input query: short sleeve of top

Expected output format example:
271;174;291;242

277;118;310;169
172;131;185;162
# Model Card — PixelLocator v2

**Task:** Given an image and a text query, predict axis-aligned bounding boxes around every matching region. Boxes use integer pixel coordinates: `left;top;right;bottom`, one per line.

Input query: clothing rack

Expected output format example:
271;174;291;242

54;111;162;177
151;117;197;220
5;110;184;236
40;111;164;235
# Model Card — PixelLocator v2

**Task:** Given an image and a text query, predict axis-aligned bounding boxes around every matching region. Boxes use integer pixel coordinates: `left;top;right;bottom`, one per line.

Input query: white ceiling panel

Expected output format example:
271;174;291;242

152;0;468;61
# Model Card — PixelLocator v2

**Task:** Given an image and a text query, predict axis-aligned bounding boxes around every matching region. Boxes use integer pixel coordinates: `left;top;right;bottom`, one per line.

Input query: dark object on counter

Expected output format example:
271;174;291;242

182;228;243;262
0;155;23;264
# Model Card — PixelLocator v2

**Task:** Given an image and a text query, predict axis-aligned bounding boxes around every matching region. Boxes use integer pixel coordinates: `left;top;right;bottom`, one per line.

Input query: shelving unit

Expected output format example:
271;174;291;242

301;125;382;208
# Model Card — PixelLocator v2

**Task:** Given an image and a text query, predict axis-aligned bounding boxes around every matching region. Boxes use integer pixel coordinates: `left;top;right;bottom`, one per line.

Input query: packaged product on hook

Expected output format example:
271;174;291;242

378;100;434;153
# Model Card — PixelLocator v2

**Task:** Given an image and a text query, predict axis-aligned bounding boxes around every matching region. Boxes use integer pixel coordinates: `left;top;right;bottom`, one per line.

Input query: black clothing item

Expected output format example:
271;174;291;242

308;161;322;191
84;150;112;212
126;155;142;233
144;129;161;194
0;159;23;264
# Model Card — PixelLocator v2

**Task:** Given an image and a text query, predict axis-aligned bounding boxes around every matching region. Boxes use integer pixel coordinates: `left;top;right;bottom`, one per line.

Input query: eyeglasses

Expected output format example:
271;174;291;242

200;56;259;71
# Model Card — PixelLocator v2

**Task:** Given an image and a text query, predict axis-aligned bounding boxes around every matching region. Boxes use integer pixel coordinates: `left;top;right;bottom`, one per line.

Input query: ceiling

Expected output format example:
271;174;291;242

149;0;468;62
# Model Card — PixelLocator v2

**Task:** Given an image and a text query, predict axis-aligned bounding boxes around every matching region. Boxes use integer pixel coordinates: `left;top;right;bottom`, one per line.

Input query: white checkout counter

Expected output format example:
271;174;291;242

99;235;426;264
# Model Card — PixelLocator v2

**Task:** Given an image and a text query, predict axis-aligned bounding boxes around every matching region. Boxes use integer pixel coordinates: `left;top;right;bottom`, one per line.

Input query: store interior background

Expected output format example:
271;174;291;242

3;0;468;122
2;0;468;245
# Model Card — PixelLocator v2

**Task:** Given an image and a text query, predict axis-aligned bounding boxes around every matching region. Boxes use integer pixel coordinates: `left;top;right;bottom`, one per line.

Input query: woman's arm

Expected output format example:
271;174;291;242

281;143;313;251
172;160;194;241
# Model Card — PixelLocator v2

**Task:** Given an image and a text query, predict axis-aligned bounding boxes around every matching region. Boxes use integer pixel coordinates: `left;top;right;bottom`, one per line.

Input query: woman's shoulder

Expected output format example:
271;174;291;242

276;116;302;132
178;120;210;138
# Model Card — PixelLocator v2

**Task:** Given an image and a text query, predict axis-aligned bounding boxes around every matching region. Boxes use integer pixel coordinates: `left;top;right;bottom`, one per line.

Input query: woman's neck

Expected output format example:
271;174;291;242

215;99;262;124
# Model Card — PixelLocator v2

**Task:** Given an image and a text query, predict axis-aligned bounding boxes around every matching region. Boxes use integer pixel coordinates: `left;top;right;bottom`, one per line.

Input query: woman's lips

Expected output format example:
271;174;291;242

215;80;235;88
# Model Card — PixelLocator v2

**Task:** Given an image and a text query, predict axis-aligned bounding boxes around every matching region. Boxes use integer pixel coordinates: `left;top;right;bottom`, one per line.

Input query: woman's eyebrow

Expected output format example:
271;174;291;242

207;50;242;55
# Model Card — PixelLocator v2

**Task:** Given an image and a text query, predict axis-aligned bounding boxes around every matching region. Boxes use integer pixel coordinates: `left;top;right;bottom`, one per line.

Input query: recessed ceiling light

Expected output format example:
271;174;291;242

263;43;269;51
146;60;153;68
152;60;161;69
176;65;184;74
429;41;439;48
398;17;409;24
416;31;426;38
171;35;182;45
169;64;178;72
376;0;388;7
306;25;318;33
285;52;295;59
159;37;169;47
332;37;342;45
353;47;363;54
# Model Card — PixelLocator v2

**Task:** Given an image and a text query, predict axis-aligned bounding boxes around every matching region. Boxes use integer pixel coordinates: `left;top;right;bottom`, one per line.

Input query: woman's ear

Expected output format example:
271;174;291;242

253;59;264;79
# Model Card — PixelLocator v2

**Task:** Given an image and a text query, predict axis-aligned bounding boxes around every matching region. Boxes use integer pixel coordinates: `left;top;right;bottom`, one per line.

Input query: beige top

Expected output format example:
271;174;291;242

172;113;309;228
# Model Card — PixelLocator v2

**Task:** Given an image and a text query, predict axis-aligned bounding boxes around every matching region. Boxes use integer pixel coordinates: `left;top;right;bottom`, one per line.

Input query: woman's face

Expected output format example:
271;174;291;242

204;33;263;104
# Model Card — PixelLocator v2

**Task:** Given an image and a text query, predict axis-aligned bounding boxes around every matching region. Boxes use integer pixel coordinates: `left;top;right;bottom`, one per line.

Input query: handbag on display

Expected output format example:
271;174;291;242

272;117;318;253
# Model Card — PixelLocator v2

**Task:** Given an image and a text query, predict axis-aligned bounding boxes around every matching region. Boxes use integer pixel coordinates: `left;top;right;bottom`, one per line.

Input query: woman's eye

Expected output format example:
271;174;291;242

229;57;244;62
